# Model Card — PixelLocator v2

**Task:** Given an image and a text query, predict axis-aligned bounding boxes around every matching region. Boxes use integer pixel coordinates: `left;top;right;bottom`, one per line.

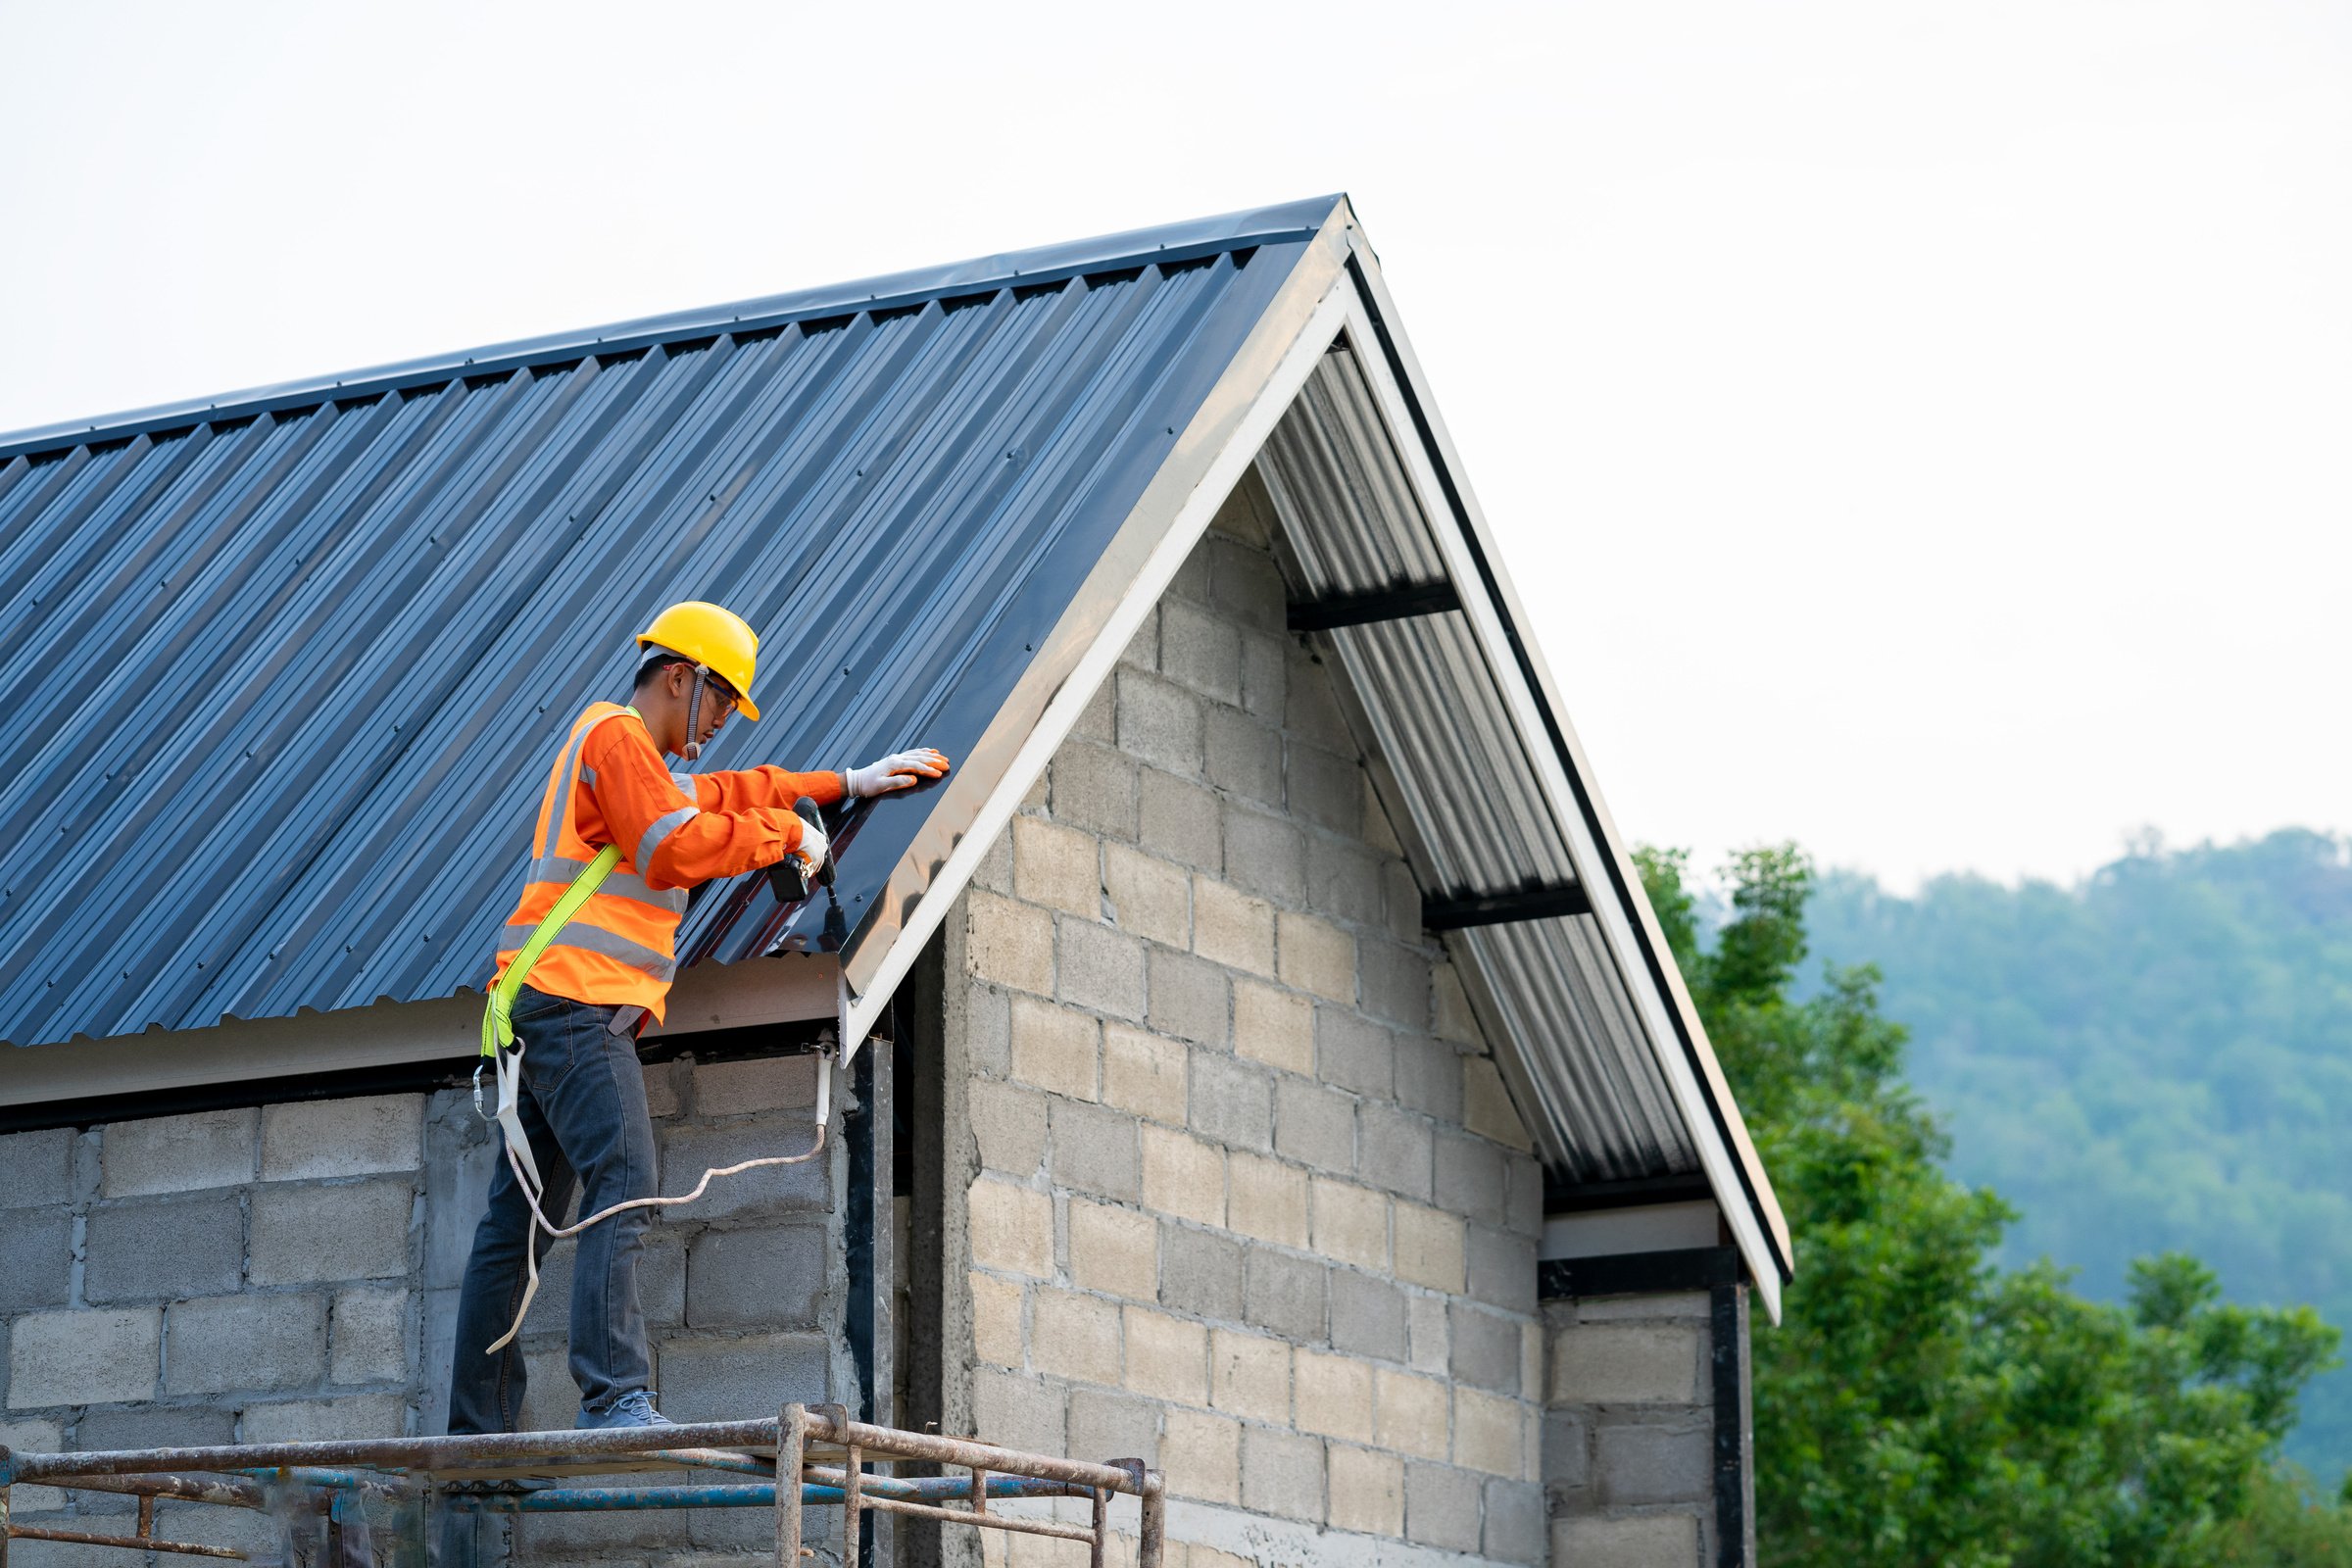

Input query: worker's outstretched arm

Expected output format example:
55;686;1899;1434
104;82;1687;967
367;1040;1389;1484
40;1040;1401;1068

691;749;951;812
581;715;810;890
688;764;848;815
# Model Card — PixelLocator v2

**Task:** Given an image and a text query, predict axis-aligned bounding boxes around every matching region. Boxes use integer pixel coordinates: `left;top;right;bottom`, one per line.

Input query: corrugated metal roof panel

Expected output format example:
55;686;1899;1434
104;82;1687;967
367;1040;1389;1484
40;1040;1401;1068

0;205;1328;1048
1256;348;1698;1183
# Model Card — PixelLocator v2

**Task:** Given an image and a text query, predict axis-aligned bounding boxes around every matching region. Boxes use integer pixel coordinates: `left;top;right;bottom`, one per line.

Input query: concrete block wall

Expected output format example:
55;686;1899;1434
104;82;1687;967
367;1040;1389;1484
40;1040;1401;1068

944;487;1551;1566
0;1095;434;1563
1542;1290;1724;1566
0;1048;847;1567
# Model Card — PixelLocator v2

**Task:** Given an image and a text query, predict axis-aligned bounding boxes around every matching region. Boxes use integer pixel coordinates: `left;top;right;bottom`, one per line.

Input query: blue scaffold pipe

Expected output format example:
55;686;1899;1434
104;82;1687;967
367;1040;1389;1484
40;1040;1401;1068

442;1473;1102;1513
235;1466;411;1494
446;1483;773;1513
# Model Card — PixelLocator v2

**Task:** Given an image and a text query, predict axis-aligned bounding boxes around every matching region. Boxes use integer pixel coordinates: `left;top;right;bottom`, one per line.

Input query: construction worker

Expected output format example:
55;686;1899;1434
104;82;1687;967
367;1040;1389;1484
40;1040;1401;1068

446;602;949;1433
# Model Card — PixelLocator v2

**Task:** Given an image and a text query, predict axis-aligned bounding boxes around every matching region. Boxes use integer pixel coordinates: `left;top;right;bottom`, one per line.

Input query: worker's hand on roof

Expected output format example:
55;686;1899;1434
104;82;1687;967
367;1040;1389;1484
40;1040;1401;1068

845;749;952;798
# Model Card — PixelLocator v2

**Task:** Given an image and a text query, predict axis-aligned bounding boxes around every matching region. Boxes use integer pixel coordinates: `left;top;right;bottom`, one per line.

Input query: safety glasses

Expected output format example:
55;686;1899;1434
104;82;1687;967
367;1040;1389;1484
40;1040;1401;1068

697;674;742;714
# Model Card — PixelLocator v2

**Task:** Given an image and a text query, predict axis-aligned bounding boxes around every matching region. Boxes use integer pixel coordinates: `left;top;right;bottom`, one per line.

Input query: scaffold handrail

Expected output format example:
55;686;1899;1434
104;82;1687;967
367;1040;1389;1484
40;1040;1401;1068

4;1409;1142;1494
0;1402;1168;1567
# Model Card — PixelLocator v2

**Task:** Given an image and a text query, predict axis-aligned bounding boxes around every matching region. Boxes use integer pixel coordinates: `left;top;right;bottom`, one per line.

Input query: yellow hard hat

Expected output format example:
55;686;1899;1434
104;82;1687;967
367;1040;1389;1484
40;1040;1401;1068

636;602;762;721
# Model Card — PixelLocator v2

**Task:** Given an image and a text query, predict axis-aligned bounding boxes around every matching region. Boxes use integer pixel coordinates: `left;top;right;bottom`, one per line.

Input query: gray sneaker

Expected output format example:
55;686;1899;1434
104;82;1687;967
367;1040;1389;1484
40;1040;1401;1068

575;1391;674;1430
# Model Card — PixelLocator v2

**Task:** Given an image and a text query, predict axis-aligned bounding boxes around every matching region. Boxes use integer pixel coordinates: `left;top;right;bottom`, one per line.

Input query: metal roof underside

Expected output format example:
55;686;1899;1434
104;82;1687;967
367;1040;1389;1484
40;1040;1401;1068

0;201;1329;1049
1256;350;1695;1185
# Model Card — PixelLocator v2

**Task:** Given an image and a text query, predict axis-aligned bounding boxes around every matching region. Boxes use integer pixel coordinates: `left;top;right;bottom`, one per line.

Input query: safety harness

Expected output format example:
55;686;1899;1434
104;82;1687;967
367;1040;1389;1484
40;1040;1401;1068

476;842;623;1195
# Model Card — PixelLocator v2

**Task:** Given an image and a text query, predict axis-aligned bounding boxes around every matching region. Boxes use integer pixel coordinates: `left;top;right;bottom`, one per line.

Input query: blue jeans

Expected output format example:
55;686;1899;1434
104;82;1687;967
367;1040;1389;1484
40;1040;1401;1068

447;988;657;1433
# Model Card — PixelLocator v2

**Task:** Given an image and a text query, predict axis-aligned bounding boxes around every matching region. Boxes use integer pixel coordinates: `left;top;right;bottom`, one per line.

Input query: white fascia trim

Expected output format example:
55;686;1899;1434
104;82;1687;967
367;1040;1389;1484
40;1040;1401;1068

1542;1200;1724;1261
1334;292;1784;1325
837;279;1357;1061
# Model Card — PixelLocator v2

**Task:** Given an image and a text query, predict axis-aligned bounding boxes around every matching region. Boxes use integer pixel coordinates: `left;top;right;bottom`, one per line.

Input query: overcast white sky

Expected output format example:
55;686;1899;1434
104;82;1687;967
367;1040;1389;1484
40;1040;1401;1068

4;1;2343;890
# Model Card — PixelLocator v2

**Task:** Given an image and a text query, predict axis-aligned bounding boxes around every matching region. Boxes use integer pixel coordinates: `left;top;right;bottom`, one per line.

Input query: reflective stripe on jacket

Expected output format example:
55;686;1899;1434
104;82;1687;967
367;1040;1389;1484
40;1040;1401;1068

495;702;844;1021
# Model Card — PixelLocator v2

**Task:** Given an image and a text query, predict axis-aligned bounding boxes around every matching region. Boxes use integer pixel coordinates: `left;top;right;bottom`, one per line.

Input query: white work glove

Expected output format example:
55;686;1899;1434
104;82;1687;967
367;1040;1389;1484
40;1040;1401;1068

792;814;830;872
843;748;952;798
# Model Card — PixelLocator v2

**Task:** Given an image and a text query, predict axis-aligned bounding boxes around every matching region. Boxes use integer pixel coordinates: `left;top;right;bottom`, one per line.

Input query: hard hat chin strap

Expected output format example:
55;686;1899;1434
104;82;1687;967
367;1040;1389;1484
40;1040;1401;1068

678;664;710;765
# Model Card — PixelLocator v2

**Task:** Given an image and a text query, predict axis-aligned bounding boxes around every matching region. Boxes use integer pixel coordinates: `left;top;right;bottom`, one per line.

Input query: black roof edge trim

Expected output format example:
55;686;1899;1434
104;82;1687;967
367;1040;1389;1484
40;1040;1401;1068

1540;1244;1742;1299
1341;248;1794;1287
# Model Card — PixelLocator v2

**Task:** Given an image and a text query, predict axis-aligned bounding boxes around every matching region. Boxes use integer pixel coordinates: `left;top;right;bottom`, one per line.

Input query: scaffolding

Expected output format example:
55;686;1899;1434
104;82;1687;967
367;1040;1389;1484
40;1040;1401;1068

0;1403;1164;1566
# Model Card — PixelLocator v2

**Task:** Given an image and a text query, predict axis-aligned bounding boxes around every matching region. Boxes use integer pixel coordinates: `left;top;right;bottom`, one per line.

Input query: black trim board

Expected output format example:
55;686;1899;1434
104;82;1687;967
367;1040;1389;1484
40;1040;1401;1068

1286;580;1461;631
1713;1279;1752;1567
1544;1169;1715;1213
1539;1245;1741;1300
844;1012;895;1565
1423;883;1592;930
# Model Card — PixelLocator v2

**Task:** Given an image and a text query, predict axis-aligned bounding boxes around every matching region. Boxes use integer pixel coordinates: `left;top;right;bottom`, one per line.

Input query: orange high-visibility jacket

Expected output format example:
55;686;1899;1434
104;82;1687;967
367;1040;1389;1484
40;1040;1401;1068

496;702;845;1020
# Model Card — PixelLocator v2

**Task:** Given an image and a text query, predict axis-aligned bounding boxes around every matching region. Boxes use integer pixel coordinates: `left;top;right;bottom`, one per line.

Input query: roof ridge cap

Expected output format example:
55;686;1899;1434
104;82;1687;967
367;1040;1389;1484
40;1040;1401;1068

0;195;1349;464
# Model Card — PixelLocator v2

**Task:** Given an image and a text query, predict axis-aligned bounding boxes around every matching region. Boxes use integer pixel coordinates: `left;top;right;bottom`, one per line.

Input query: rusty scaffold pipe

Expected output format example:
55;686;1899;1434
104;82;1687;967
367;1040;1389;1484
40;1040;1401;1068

0;1402;1166;1567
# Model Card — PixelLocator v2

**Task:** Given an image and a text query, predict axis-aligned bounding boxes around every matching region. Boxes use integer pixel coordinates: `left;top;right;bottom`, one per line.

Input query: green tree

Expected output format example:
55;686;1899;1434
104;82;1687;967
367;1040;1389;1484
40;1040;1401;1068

1800;830;2352;1473
1638;843;2352;1565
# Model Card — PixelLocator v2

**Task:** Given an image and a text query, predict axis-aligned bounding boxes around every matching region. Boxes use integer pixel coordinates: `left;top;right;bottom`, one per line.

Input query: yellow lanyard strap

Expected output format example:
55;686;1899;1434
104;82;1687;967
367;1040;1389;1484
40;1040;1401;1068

480;843;622;1058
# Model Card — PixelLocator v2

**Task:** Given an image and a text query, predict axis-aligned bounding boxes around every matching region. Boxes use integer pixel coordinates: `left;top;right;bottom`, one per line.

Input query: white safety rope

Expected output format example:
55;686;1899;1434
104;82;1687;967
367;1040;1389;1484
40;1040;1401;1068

479;974;849;1356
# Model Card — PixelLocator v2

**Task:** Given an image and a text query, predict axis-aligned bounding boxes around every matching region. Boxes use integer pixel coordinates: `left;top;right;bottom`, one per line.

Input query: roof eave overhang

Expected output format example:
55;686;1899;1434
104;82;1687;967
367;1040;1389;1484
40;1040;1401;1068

1334;232;1794;1316
0;952;841;1115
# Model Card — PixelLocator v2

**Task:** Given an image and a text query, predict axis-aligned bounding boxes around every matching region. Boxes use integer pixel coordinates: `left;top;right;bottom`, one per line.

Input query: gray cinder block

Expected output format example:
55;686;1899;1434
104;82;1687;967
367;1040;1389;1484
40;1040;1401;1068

684;1224;826;1330
166;1292;327;1396
83;1196;243;1303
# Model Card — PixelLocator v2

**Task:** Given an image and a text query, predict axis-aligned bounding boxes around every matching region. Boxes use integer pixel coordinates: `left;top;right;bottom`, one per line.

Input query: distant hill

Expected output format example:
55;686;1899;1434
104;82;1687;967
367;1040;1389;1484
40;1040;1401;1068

1805;829;2352;1477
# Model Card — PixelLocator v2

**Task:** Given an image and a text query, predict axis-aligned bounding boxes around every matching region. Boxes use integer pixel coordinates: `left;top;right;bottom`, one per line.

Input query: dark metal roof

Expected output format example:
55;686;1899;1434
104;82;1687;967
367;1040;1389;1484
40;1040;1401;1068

0;198;1335;1049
